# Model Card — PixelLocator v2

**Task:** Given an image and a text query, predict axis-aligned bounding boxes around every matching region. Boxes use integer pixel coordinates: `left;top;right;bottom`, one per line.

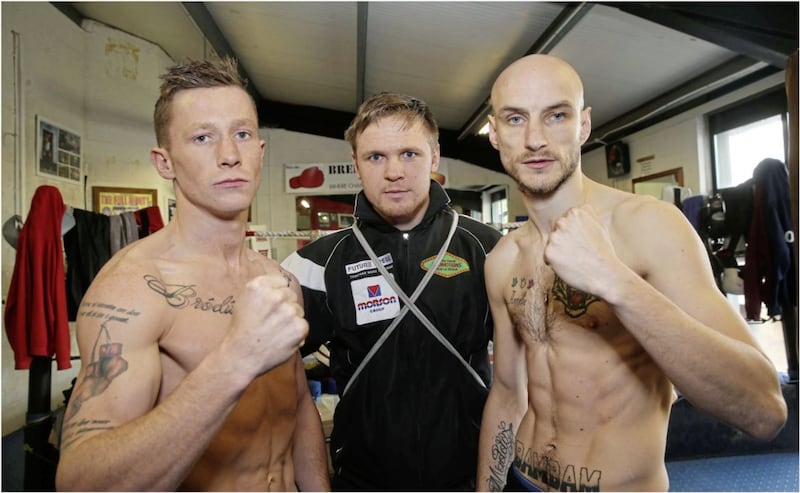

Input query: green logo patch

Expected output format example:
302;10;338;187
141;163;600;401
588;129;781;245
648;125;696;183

420;252;471;278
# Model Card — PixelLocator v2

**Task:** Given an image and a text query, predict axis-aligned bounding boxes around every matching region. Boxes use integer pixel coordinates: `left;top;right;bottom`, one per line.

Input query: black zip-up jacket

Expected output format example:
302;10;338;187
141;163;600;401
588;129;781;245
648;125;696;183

282;181;502;490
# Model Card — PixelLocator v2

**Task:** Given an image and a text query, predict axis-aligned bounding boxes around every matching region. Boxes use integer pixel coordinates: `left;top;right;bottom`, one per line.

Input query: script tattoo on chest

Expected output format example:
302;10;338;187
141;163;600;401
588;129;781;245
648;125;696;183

509;276;535;306
144;274;235;315
552;275;600;318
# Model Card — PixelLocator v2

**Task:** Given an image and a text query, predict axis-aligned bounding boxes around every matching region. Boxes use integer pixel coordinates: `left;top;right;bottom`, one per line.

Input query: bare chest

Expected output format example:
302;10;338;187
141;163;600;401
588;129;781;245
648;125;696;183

505;255;618;343
145;273;241;371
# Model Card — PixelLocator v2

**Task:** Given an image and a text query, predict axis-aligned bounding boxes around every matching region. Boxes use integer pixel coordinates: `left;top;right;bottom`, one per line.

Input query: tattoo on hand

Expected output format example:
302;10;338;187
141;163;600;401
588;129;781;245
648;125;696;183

552;275;600;318
144;274;235;315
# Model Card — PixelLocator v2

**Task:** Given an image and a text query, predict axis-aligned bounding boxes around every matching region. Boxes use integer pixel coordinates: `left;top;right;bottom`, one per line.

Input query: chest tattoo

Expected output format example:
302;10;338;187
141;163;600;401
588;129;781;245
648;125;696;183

144;274;235;315
552;275;600;318
510;276;535;306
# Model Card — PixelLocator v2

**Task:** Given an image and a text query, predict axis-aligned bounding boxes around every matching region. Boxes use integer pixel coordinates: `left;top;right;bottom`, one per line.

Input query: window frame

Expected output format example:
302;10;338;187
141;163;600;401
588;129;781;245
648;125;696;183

707;86;789;193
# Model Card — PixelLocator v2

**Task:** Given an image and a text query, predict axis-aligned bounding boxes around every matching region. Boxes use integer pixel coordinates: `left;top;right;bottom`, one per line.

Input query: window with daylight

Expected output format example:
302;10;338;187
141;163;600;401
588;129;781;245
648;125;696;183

709;87;788;191
490;188;508;226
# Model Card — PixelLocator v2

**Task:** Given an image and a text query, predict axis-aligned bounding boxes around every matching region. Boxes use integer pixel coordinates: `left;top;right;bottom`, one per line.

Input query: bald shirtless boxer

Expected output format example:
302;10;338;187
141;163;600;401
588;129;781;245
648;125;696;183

476;54;787;491
55;57;329;491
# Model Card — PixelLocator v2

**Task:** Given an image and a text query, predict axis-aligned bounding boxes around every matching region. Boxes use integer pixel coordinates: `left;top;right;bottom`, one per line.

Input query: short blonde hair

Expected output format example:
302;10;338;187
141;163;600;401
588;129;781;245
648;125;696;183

344;92;439;152
153;56;254;147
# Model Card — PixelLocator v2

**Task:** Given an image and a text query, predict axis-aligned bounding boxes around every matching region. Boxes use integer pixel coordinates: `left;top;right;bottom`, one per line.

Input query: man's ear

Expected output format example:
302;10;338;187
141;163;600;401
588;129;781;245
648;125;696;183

579;106;593;146
487;115;500;151
150;147;175;179
430;143;441;172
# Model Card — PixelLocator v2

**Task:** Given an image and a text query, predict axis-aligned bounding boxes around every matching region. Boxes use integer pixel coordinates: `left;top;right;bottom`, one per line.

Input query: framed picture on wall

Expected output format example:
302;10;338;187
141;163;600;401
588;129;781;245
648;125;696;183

36;115;82;183
92;186;157;216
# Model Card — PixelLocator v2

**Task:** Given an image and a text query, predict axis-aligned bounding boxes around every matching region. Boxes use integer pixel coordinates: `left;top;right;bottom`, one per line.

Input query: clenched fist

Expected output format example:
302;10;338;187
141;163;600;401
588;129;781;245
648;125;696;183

224;271;308;379
543;205;624;297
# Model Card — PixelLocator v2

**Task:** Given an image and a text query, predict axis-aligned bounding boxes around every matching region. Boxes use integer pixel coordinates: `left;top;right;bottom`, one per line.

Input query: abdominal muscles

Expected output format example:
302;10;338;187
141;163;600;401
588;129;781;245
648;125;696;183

508;272;672;491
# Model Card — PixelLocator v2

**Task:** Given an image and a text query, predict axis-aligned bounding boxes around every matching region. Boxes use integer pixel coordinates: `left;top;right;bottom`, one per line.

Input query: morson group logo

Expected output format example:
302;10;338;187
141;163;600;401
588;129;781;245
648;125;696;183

351;276;400;325
357;284;397;311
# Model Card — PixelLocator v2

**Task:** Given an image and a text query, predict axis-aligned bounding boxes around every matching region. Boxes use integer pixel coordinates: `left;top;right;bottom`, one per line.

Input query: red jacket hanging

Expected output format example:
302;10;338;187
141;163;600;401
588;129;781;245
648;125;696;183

4;185;72;370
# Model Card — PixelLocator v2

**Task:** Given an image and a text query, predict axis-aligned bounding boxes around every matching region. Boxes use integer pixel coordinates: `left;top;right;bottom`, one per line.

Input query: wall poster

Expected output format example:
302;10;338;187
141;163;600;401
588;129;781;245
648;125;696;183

36;115;82;183
92;186;157;216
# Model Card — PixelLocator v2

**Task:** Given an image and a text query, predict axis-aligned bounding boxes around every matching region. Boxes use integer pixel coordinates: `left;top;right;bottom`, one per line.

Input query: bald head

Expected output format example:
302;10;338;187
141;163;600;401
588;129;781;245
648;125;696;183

486;54;592;194
491;54;585;114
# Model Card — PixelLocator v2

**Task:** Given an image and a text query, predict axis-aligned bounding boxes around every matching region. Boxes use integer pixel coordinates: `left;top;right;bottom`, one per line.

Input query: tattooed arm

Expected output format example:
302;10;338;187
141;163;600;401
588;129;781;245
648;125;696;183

56;262;307;491
476;238;528;492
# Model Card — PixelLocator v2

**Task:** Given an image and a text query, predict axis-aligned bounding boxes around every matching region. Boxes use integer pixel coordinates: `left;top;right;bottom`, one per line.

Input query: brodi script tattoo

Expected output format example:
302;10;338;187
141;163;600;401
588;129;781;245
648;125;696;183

144;274;235;314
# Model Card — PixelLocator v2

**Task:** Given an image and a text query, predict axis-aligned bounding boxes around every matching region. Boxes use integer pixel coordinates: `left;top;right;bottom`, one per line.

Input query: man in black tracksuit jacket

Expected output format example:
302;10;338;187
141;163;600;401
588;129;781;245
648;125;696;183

281;93;502;490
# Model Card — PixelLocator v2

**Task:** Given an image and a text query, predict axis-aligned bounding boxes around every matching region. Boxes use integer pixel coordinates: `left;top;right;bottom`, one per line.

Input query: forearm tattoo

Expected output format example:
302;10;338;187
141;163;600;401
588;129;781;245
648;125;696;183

552;275;600;318
144;274;234;315
486;421;515;491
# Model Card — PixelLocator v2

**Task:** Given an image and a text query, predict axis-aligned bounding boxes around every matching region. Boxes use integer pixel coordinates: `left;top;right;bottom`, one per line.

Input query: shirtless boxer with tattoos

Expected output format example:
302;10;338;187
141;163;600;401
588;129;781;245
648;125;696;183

476;54;787;491
56;57;329;491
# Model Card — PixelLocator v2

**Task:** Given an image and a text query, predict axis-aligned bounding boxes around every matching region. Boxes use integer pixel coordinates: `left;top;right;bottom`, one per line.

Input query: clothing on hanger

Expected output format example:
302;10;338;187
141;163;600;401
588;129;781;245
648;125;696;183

3;185;72;370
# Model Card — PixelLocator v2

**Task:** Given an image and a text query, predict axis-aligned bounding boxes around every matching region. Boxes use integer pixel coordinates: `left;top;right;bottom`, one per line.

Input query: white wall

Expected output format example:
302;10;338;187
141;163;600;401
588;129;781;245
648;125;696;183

1;3;173;433
81;19;176;206
582;71;786;195
0;2;786;434
255;129;351;262
2;2;90;434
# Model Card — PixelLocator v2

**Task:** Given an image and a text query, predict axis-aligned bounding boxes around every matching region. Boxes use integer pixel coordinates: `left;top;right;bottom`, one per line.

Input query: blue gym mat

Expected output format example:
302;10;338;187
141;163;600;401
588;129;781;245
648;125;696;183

667;452;799;492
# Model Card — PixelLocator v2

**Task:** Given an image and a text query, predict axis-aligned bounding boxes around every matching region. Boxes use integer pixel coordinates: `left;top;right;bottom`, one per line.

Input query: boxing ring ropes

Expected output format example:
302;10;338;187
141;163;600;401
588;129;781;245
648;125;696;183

244;221;526;240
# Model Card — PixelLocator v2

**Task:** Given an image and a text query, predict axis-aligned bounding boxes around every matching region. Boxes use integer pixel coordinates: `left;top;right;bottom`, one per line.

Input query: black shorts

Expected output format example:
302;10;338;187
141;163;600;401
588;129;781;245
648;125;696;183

505;466;544;492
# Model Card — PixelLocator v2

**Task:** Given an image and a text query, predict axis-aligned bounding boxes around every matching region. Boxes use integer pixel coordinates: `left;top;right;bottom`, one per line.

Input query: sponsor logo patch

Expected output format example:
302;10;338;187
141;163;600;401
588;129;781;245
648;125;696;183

351;276;400;325
345;253;393;275
420;252;471;278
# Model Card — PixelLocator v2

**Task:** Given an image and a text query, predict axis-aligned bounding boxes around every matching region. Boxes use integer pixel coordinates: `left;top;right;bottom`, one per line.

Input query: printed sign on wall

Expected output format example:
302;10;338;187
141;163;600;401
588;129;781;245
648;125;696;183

285;161;449;194
285;163;362;194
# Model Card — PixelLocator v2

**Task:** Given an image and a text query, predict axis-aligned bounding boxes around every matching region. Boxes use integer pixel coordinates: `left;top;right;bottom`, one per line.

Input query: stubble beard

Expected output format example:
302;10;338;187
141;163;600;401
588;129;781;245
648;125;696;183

507;149;580;198
374;192;428;228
